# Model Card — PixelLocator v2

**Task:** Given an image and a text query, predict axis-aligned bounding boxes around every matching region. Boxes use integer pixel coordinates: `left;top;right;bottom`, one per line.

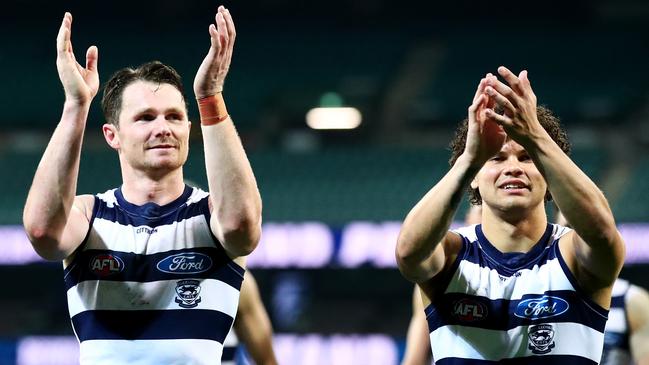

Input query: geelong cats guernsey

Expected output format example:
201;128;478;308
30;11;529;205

63;185;244;365
601;279;633;365
425;223;608;365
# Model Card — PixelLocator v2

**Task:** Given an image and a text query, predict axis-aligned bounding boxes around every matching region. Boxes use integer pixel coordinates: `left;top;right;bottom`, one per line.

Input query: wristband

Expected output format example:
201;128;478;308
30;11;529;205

198;94;229;126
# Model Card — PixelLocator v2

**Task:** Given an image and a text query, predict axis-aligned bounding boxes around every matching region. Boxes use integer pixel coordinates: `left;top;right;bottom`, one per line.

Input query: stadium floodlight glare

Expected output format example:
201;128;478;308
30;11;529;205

306;107;362;130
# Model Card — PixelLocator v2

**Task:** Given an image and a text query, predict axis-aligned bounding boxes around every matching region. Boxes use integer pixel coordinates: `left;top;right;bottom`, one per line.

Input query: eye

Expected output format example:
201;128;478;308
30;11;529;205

166;113;183;121
489;156;504;162
519;154;532;162
137;113;155;122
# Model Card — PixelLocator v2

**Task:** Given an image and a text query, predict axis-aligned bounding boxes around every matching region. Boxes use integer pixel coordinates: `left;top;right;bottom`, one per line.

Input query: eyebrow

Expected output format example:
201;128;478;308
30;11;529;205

132;107;186;117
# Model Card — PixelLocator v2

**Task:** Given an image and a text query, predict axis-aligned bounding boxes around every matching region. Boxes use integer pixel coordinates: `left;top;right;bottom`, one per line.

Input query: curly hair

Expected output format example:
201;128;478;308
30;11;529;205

101;61;187;126
448;105;571;205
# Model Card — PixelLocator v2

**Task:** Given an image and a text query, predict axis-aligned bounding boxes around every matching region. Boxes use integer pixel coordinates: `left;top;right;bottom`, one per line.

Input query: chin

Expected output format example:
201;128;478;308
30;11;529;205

146;158;184;171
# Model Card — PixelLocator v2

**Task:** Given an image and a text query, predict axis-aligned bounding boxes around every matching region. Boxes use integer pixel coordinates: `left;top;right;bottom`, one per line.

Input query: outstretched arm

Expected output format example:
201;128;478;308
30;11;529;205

396;75;505;283
485;67;624;290
234;272;278;365
194;6;262;258
23;13;99;261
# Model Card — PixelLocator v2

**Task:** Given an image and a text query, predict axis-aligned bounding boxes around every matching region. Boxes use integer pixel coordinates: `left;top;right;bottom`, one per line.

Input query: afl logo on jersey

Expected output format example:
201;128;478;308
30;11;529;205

157;252;213;274
89;254;125;277
514;295;569;320
452;298;488;322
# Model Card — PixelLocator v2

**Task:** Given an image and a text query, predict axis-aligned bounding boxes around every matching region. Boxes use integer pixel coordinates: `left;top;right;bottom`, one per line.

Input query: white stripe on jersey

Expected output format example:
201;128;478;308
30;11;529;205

447;257;603;311
431;322;605;363
80;339;223;365
86;215;216;254
67;279;240;318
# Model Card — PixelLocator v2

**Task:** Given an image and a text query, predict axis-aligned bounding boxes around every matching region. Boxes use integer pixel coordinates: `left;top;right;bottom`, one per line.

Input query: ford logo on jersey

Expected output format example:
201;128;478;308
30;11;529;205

514;295;569;320
157;252;213;274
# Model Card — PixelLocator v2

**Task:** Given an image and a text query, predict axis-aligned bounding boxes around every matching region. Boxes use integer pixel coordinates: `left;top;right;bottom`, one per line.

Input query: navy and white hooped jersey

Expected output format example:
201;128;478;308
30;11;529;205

425;223;609;365
601;278;634;365
63;185;244;365
221;329;239;365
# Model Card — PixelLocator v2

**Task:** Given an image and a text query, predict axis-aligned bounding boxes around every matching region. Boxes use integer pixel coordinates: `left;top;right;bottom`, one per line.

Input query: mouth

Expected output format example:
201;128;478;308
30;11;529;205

147;144;176;150
498;180;529;191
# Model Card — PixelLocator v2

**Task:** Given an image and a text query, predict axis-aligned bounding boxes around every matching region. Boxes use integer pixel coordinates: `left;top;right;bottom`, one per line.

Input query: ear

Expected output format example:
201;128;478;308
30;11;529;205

470;176;479;190
103;123;120;150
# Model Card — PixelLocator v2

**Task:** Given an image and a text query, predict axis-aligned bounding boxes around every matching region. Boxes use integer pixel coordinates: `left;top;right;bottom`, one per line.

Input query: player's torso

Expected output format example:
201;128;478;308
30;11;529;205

64;186;244;365
426;224;608;365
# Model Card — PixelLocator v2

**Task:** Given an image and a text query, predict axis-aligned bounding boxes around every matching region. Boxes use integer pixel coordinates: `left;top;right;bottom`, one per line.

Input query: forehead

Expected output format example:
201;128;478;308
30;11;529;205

120;80;186;115
499;139;526;154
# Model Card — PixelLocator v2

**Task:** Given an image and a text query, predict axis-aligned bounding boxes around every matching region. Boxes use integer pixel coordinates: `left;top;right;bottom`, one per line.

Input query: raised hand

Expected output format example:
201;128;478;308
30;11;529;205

193;6;236;99
463;74;507;167
484;66;543;146
56;12;99;104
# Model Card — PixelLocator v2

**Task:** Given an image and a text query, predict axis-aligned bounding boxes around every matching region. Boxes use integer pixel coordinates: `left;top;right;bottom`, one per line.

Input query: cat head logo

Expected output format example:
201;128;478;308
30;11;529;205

528;324;556;354
174;279;202;308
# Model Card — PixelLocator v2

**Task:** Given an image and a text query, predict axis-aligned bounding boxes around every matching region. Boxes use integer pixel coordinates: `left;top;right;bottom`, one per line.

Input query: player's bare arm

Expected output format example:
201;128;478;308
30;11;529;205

234;273;278;365
401;287;432;365
627;285;649;365
484;66;624;299
23;13;98;261
194;6;262;259
396;75;504;283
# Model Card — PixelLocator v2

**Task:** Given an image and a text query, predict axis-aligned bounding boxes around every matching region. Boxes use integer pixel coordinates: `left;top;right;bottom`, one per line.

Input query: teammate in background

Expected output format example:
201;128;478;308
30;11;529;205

222;271;278;365
400;205;481;365
401;284;432;365
556;212;649;365
602;279;649;365
23;6;261;364
396;68;625;364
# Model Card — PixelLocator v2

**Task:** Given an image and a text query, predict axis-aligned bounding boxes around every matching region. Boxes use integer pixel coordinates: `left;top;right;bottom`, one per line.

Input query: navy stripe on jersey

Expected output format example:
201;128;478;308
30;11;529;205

64;247;244;290
426;290;608;333
460;224;555;277
222;347;236;361
72;309;233;343
94;194;208;229
435;355;597;365
610;295;625;308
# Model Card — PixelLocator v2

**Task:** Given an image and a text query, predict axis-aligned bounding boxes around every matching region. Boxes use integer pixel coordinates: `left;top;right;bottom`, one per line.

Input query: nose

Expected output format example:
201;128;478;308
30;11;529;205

503;157;524;176
152;116;172;138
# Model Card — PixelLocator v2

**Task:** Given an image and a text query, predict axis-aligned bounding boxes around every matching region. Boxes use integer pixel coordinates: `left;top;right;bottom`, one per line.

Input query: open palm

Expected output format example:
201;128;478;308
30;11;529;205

56;13;99;104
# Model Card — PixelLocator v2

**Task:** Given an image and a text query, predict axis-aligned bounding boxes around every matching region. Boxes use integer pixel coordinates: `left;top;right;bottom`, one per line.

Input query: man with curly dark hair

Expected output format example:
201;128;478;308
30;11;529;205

396;67;625;364
449;105;571;206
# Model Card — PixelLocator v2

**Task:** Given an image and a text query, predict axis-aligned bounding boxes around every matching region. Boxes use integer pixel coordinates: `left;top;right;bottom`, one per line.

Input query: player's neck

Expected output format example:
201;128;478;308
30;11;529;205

481;205;548;253
120;168;186;206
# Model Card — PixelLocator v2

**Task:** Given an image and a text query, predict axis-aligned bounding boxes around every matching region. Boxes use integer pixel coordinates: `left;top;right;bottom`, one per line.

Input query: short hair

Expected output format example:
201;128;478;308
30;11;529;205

448;105;571;205
101;61;187;126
